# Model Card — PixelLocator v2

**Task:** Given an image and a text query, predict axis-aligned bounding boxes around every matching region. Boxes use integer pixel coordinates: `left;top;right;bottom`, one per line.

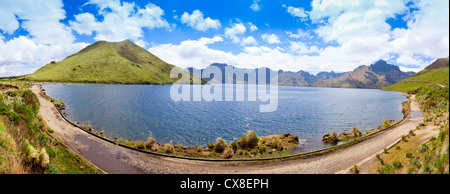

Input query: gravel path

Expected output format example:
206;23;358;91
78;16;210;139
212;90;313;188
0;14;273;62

32;85;423;174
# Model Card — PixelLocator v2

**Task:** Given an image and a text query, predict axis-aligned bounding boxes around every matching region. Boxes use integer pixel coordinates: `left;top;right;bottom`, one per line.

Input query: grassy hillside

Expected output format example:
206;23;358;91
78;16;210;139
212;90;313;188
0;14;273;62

384;58;449;93
371;84;448;174
24;40;196;85
0;81;102;174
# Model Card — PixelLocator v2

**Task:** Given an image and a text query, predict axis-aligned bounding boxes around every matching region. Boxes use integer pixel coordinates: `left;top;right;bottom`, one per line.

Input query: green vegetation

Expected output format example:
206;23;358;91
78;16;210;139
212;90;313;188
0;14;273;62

0;82;102;174
384;58;449;93
22;40;201;85
83;127;299;159
371;84;448;174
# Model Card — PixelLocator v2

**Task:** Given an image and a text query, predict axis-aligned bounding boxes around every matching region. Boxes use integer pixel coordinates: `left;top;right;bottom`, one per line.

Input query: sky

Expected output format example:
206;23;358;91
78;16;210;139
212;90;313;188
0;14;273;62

0;0;449;76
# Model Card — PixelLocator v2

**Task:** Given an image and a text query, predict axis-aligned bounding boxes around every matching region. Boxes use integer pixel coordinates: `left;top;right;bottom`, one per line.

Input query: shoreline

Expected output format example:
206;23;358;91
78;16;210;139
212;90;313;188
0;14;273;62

31;84;425;173
36;83;410;161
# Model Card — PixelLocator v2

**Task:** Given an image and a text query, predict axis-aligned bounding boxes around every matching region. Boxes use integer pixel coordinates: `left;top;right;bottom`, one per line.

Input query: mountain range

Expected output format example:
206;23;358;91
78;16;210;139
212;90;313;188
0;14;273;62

189;60;414;89
21;39;417;89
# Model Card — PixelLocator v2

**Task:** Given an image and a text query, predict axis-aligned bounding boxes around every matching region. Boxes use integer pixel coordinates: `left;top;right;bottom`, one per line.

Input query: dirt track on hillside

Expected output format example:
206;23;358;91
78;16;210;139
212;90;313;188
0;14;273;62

32;85;423;174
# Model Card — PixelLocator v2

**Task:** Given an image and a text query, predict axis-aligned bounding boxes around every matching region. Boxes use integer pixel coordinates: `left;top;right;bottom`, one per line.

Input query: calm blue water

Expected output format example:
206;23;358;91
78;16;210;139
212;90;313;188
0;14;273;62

42;84;406;152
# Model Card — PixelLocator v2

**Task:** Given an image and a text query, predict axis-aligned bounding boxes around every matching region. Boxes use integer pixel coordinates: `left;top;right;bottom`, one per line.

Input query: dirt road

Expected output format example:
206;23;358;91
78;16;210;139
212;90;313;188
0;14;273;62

32;85;423;174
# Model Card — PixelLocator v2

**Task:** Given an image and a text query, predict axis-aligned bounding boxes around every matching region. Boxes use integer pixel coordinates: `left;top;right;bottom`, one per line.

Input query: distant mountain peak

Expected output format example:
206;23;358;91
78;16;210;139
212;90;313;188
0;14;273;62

370;59;400;74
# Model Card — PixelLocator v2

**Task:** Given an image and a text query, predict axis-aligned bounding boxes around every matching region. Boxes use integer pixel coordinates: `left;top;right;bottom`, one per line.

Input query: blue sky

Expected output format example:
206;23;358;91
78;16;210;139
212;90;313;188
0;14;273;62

0;0;449;76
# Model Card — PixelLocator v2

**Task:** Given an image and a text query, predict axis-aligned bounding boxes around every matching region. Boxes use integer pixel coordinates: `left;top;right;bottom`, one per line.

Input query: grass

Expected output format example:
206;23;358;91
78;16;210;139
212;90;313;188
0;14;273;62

0;81;102;174
369;84;449;174
383;67;449;93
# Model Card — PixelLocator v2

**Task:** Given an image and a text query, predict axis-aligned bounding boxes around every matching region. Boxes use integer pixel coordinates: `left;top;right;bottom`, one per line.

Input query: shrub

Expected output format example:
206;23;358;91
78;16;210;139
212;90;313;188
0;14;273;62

222;147;234;159
163;143;174;154
419;164;433;174
405;152;413;158
230;141;238;151
409;158;422;168
214;138;227;153
39;147;50;169
208;143;215;150
353;165;359;174
379;164;394;174
24;139;39;164
418;144;429;153
145;136;156;149
136;141;146;149
237;130;259;149
393;161;402;169
259;145;266;153
401;135;407;142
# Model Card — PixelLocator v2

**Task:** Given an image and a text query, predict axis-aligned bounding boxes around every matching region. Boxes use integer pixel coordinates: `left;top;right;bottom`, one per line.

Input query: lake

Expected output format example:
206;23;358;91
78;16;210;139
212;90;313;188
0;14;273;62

42;84;406;152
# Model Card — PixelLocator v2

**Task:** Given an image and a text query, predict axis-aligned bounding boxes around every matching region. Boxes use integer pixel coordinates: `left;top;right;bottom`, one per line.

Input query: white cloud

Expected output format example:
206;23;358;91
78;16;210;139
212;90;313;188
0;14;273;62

0;0;88;76
286;29;312;39
134;39;149;48
70;0;170;42
261;34;281;44
286;6;308;18
180;10;221;31
250;0;261;11
247;22;258;32
240;36;258;46
224;23;247;43
0;36;88;76
390;0;449;60
289;41;319;54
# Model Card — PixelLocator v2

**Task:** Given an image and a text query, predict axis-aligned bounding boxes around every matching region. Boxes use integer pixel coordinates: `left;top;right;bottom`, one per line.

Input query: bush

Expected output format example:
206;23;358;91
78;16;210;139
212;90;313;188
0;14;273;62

136;141;146;149
379;164;394;174
222;147;234;159
208;143;215;150
238;130;259;149
393;161;402;169
24;139;39;164
230;141;238;151
163;143;174;154
39;147;50;169
405;152;413;158
259;145;266;153
214;138;227;153
145;136;156;149
418;144;429;153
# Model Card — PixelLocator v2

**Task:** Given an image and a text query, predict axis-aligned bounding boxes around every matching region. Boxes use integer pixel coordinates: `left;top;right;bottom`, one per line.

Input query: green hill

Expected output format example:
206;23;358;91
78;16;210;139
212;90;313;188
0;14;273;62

383;58;449;93
24;40;196;84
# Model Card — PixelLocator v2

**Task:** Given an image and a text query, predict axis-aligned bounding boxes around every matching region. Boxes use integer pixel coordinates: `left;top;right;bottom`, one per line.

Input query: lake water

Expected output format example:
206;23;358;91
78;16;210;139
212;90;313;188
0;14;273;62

42;84;406;152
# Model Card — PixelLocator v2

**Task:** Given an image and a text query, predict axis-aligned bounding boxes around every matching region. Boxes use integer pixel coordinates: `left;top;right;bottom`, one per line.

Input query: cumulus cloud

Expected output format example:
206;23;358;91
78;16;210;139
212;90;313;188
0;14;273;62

240;36;258;46
285;5;308;18
70;0;170;42
250;0;261;11
261;34;281;44
286;29;312;39
247;22;258;32
180;10;221;31
0;0;88;76
224;23;247;43
306;0;449;71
